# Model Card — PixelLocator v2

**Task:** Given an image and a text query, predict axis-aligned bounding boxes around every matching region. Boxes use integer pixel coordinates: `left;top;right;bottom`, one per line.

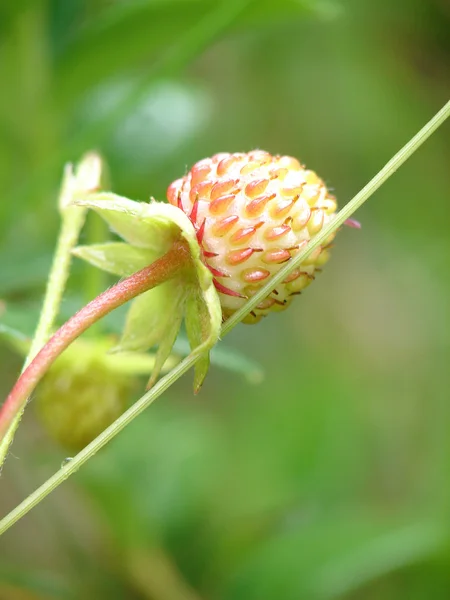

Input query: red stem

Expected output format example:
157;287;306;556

0;240;190;441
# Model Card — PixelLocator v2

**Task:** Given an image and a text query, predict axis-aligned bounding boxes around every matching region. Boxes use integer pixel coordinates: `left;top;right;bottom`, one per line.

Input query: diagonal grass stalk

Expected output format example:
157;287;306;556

0;98;448;536
223;99;450;333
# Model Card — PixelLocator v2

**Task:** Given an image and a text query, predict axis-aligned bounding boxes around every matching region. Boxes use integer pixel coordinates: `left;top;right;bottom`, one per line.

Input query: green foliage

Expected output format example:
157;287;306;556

0;566;75;599
1;0;450;598
74;192;222;387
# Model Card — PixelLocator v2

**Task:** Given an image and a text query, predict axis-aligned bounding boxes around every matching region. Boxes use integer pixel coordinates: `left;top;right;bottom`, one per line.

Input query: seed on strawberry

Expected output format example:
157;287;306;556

167;150;339;324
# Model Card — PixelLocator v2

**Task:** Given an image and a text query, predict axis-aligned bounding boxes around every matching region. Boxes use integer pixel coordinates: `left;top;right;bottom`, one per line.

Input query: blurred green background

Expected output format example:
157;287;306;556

1;0;450;598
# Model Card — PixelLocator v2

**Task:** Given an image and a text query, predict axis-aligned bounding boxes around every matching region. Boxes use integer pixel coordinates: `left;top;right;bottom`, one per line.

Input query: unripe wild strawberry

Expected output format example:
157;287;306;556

37;371;132;452
35;338;173;450
167;150;338;324
37;348;133;451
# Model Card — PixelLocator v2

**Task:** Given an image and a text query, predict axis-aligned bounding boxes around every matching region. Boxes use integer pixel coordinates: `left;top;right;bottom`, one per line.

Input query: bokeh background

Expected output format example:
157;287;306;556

1;0;450;598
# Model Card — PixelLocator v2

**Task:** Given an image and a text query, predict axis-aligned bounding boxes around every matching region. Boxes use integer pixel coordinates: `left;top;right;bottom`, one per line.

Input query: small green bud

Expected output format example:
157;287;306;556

35;337;175;451
37;359;134;451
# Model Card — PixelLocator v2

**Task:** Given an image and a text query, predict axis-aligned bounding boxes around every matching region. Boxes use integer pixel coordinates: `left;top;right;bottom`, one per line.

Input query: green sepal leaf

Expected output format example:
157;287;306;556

74;193;222;388
73;242;158;277
185;286;216;393
192;270;222;356
147;293;186;389
0;328;177;379
100;344;179;377
74;192;196;252
60;152;103;212
115;279;185;353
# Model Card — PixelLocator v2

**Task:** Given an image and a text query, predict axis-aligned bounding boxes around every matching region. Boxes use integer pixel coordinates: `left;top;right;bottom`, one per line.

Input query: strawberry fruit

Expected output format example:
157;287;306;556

167;150;337;323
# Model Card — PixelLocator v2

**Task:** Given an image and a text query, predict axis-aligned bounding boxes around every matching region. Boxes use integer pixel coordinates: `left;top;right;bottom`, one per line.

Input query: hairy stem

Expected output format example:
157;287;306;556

0;203;85;468
27;210;87;364
0;240;190;442
0;155;102;469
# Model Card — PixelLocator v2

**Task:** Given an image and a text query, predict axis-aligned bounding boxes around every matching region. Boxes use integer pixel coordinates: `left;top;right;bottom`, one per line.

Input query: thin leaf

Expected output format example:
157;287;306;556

0;566;75;600
184;287;211;392
0;323;30;356
0;250;53;295
223;515;447;600
173;337;264;384
73;242;157;277
146;292;187;389
116;279;185;353
74;193;197;252
210;344;264;384
55;0;327;107
75;193;222;389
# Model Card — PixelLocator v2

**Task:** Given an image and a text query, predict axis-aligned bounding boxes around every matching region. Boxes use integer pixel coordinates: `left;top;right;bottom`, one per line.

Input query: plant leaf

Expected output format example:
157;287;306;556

184;283;222;393
75;194;222;388
173;337;264;384
115;279;185;353
0;250;53;295
55;0;333;108
222;515;446;600
0;322;30;355
0;566;75;600
184;288;210;393
59;152;103;212
146;293;186;389
210;344;264;384
74;193;197;252
102;349;179;377
73;242;157;277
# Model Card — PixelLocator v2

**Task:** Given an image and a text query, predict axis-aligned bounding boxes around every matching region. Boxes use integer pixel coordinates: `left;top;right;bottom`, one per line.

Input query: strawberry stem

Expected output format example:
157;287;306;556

0;240;190;443
0;154;103;470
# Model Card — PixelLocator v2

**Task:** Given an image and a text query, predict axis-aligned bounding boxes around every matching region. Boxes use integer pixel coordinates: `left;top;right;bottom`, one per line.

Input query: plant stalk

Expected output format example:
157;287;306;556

0;154;102;469
0;204;86;469
26;210;87;365
0;240;190;442
222;98;450;333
